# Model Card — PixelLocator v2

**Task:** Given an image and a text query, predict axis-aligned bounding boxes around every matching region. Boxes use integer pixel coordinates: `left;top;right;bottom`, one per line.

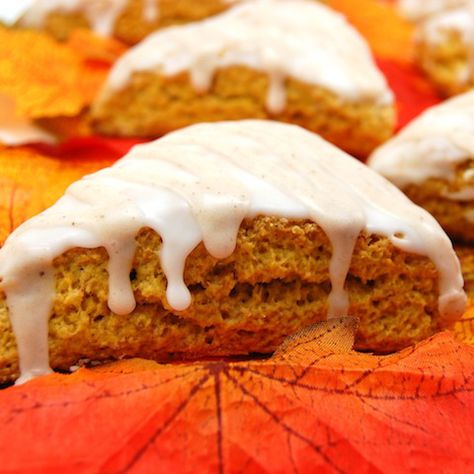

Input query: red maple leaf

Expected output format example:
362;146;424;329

0;318;473;473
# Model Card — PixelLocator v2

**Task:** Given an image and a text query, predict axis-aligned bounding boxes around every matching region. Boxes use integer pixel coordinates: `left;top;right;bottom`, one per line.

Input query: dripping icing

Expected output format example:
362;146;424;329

0;120;465;384
96;0;393;115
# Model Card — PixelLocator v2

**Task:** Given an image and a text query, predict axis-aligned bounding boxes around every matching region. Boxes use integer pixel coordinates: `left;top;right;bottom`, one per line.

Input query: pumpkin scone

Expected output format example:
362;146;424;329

18;0;245;45
90;0;395;157
396;0;474;96
0;120;465;384
369;90;474;243
412;1;474;96
397;0;468;21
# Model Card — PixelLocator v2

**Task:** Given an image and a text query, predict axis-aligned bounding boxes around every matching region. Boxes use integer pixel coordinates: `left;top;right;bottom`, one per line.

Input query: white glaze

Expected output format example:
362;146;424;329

0;0;35;25
19;0;160;36
421;3;474;45
418;3;474;86
397;0;469;21
369;90;474;187
96;0;393;114
0;120;465;384
0;95;54;146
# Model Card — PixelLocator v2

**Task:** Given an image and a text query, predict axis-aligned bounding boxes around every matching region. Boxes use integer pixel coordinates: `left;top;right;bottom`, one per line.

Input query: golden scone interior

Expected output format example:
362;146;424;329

369;90;474;243
90;0;395;157
91;67;394;158
0;120;465;384
403;160;474;242
0;218;447;384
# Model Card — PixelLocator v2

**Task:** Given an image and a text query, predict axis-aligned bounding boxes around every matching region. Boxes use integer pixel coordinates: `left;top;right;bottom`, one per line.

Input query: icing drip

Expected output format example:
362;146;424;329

0;95;54;146
369;90;474;188
19;0;159;37
98;0;393;114
0;120;465;384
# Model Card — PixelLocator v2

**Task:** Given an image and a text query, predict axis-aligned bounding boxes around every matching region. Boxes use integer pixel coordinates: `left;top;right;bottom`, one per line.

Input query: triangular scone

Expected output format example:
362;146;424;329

90;0;395;157
418;4;474;96
397;0;468;21
369;90;474;242
402;0;474;96
0;120;464;384
18;0;244;45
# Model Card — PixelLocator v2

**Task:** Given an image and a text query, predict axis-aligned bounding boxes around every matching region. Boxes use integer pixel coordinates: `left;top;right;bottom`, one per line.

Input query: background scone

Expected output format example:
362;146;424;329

0;120;465;384
90;0;395;157
18;0;245;45
369;90;474;242
414;2;474;96
397;0;468;21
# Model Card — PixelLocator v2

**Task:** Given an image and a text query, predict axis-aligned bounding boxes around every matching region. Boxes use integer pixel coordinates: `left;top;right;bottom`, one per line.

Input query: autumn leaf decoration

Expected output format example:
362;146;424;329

0;25;125;142
1;317;473;473
0;26;85;120
0;144;123;245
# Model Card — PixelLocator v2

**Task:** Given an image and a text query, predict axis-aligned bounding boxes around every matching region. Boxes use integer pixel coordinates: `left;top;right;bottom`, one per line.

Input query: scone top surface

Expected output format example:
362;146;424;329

419;2;474;46
99;0;393;113
0;120;465;383
369;90;474;187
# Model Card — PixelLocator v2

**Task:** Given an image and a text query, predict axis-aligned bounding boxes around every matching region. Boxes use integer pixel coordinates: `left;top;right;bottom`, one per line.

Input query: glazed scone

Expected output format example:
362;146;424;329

397;0;469;21
369;90;474;242
90;0;395;157
18;0;244;45
415;2;474;96
0;120;465;384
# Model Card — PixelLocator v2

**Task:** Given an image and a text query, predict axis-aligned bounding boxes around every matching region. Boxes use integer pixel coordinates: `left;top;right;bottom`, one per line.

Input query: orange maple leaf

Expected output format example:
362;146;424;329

64;29;127;105
0;142;133;244
0;26;85;119
0;26;124;127
0;318;473;473
328;0;414;62
455;304;474;346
